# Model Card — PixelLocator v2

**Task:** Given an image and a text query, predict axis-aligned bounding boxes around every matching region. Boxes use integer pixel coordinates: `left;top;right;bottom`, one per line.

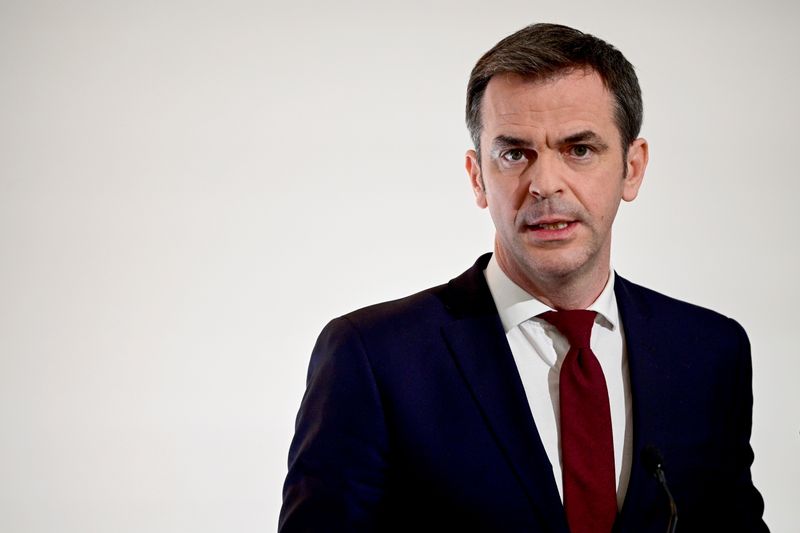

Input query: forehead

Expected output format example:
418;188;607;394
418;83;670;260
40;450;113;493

481;70;618;143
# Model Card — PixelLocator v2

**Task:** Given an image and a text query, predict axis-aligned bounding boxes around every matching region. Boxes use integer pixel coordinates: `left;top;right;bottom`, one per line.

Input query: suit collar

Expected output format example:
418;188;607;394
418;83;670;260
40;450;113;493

439;253;496;318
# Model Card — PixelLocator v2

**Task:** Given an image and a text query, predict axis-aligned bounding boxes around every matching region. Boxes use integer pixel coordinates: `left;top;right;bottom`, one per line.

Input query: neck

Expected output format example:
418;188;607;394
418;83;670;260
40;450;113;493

494;250;611;310
532;272;610;310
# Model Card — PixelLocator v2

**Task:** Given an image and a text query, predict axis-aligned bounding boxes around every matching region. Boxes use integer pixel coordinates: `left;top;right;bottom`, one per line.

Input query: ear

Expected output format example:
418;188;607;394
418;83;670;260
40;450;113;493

466;149;488;208
622;138;648;202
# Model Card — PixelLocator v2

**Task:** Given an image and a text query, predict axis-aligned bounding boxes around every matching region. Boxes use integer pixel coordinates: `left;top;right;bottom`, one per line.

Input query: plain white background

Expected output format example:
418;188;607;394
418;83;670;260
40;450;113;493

1;0;797;531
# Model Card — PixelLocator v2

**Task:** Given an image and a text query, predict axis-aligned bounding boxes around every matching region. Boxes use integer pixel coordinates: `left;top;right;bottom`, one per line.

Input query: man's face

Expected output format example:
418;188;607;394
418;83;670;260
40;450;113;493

466;70;647;294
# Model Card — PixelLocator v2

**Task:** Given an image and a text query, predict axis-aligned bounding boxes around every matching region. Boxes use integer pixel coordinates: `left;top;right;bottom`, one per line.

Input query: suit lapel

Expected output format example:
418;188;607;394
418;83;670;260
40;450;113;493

613;275;672;532
438;255;569;533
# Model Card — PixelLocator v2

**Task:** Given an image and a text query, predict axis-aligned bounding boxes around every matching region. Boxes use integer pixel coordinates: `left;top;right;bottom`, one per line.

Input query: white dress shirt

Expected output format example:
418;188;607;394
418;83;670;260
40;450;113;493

484;255;633;509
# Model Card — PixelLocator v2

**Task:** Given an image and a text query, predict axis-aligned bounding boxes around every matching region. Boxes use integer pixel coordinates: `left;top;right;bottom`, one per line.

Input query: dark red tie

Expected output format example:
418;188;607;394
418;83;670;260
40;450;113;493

540;310;616;533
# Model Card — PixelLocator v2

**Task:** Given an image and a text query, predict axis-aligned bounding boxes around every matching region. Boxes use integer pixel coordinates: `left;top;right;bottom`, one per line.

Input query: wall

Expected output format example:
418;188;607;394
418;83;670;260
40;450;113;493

1;0;797;530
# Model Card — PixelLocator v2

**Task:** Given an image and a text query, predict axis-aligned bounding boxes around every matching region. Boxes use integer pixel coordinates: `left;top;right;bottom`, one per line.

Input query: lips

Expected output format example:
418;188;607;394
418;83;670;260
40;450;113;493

524;218;579;240
526;217;577;230
531;221;570;230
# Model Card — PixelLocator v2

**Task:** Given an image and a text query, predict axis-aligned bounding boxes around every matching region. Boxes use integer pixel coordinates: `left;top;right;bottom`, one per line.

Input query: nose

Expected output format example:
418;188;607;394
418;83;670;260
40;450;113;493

527;151;565;199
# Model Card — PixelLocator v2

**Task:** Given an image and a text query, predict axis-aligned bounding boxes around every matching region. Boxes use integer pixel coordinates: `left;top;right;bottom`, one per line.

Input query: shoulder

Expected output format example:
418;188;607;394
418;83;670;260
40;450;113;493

614;274;748;347
317;282;455;359
345;282;450;328
321;254;495;343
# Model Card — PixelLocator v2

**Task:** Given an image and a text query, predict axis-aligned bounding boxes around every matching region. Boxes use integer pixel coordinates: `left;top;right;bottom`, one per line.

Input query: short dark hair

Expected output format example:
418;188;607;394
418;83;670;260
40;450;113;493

466;23;642;155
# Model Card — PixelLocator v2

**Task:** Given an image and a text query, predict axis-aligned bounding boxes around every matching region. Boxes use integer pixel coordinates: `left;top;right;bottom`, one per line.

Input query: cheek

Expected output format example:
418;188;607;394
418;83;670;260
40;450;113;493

594;195;622;224
486;198;522;235
580;175;625;219
487;201;509;225
486;177;529;209
575;191;615;229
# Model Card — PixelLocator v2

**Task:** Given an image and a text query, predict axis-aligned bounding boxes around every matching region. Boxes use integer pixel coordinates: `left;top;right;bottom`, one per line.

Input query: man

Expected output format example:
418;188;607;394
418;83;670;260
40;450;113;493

279;23;768;532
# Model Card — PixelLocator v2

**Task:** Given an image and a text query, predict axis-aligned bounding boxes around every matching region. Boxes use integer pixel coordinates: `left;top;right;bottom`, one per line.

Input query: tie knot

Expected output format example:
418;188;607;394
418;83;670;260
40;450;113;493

539;309;597;348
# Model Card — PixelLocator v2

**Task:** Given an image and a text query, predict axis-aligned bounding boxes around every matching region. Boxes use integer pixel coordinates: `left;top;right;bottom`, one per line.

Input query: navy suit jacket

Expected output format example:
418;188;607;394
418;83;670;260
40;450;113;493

280;254;767;532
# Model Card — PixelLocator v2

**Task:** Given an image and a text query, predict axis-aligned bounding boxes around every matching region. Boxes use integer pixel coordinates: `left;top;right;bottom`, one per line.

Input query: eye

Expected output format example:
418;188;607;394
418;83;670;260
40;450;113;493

569;145;593;159
501;149;528;162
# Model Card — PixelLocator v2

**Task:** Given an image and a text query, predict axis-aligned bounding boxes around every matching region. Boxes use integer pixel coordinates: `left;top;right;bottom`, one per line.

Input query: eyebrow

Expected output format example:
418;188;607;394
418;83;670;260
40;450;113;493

559;130;609;150
490;134;533;151
490;130;610;153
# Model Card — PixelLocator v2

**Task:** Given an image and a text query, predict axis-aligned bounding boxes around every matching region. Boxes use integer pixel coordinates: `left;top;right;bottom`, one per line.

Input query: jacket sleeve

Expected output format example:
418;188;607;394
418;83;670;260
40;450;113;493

279;317;389;532
725;318;769;532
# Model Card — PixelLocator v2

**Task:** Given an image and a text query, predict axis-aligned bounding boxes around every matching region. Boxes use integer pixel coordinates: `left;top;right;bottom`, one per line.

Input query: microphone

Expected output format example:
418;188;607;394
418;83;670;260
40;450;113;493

642;445;678;533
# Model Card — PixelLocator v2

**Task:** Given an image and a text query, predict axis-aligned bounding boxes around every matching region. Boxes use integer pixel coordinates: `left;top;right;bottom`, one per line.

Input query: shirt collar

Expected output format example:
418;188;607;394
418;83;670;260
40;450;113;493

484;254;620;333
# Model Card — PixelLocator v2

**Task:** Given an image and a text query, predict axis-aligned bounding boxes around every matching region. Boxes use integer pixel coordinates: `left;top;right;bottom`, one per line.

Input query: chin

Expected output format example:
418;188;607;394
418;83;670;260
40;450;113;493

528;263;586;281
522;251;594;281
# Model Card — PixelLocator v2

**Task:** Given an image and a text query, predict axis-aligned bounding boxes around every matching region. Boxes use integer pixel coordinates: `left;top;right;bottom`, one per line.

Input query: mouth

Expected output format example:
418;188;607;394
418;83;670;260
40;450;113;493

530;221;571;230
524;219;579;240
